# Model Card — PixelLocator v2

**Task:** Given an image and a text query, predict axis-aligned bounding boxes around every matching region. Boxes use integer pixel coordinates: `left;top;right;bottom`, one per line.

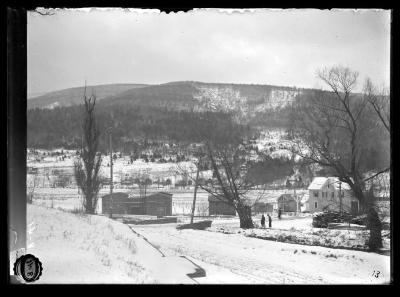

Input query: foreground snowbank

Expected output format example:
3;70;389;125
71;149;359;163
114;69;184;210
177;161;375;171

27;204;158;283
26;205;199;284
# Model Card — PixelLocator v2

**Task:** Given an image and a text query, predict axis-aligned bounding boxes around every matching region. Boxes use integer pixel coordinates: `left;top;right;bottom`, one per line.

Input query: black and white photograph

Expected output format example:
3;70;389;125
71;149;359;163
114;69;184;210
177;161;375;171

9;8;391;284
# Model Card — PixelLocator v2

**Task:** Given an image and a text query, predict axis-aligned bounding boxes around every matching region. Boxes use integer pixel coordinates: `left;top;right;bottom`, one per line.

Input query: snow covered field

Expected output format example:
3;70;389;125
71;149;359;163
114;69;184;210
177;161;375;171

132;222;391;284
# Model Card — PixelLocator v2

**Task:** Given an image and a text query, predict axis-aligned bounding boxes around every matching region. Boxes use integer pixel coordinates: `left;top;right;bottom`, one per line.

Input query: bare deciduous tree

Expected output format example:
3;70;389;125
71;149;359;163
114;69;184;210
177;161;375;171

74;87;103;214
27;173;39;204
363;78;390;134
132;169;152;199
204;143;256;228
288;66;390;250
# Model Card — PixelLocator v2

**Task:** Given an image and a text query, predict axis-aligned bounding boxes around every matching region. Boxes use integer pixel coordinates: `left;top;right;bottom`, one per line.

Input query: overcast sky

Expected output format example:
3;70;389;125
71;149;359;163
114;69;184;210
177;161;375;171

28;8;391;95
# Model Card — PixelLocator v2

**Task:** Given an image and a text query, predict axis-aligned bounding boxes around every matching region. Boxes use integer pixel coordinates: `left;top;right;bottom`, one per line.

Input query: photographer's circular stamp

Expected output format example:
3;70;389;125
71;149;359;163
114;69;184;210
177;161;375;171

13;254;43;283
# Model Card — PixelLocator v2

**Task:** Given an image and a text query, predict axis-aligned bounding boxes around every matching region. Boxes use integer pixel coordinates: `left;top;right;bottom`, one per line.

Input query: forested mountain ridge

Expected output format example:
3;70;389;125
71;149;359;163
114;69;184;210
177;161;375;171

28;81;313;115
28;80;364;151
27;83;149;109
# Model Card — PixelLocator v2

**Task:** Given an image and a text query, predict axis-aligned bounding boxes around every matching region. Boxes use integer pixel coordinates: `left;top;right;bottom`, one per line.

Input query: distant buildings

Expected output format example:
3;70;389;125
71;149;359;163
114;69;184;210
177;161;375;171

252;193;298;214
209;192;302;216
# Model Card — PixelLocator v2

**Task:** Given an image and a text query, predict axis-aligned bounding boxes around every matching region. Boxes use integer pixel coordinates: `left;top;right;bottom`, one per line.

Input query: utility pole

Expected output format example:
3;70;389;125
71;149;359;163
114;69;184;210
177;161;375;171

338;181;342;215
109;131;113;219
289;177;300;216
81;135;83;155
190;157;202;225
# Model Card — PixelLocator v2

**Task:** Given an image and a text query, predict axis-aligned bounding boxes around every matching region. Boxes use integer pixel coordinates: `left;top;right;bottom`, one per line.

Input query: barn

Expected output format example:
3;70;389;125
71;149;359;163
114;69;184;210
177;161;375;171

208;195;236;216
277;194;297;212
101;192;172;216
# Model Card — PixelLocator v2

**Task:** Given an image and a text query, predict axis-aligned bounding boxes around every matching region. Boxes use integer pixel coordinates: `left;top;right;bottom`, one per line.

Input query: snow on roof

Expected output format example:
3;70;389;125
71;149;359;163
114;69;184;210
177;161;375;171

308;177;351;191
328;177;351;191
252;190;308;204
308;177;328;190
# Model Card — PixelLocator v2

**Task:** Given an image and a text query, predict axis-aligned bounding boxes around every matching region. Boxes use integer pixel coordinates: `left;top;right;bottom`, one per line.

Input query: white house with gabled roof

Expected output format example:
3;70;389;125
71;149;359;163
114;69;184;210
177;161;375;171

304;177;360;214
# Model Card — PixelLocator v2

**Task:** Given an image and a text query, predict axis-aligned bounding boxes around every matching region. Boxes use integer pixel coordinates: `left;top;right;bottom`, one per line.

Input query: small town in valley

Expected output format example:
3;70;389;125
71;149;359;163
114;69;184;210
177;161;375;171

9;8;391;284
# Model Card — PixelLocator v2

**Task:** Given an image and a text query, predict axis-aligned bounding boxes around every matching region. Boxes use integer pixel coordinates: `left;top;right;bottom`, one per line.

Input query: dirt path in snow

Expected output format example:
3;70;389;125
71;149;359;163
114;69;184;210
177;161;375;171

130;224;390;284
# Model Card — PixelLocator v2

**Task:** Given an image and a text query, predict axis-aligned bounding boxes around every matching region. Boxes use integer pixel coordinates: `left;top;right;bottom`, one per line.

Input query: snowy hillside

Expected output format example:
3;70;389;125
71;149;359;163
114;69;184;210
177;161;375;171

24;205;200;283
192;83;302;121
254;88;302;110
193;86;250;113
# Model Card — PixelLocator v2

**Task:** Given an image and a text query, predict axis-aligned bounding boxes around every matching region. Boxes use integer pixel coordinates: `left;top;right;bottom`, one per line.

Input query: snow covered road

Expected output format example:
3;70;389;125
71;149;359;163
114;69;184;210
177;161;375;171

131;223;391;284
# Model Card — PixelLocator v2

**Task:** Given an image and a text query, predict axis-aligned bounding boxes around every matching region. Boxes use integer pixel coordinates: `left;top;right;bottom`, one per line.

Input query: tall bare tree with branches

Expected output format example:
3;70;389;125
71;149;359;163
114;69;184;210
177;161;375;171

205;142;256;228
363;78;390;134
288;66;390;250
176;112;293;229
74;87;103;214
173;113;256;228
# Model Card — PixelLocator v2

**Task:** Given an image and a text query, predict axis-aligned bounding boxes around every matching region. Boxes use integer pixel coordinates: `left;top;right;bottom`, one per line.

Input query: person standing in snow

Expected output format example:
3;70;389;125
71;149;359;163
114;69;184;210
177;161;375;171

268;214;272;228
261;214;266;228
278;209;282;219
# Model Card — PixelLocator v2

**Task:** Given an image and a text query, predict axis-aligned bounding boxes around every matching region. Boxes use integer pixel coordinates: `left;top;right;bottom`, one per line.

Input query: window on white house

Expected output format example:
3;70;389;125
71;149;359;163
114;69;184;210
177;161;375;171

314;191;318;198
314;202;318;208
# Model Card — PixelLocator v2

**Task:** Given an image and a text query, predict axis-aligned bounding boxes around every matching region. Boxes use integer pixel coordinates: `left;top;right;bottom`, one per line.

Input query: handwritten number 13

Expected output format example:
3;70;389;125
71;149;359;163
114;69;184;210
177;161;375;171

372;270;380;278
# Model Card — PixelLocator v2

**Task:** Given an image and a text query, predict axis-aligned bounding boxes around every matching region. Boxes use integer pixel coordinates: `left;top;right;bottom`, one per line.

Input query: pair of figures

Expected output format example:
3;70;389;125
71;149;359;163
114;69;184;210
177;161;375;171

261;214;271;228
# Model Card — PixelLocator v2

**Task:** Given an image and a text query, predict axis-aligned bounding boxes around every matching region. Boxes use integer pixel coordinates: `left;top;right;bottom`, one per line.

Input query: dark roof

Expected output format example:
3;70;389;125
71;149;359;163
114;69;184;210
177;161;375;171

146;192;173;199
151;192;173;196
128;192;173;201
102;192;129;200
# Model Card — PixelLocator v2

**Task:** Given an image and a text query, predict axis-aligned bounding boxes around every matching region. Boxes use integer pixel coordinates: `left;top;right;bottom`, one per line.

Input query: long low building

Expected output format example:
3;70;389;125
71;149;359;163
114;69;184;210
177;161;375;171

101;192;173;217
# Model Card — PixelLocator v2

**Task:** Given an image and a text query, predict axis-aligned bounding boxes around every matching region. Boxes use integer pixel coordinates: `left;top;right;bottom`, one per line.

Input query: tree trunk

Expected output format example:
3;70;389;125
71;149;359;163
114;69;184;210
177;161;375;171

354;186;383;251
366;206;383;251
236;203;254;229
